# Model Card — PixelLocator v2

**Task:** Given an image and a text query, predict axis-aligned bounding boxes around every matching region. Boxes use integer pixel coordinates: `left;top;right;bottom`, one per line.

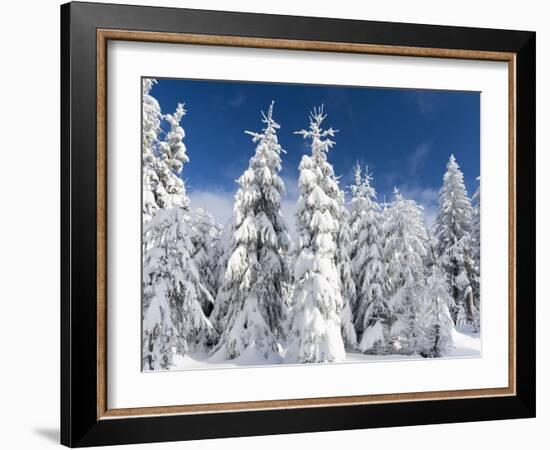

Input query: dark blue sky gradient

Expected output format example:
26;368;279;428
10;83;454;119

150;78;480;225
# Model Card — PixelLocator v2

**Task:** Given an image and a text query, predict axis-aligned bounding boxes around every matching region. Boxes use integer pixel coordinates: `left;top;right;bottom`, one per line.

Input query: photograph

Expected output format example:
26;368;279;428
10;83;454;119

141;77;481;371
55;2;536;446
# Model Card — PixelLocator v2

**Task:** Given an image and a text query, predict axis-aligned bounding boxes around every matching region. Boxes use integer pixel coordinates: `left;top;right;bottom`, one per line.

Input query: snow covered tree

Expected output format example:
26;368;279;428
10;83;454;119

424;229;439;270
348;163;369;303
211;102;290;361
337;208;357;349
470;176;481;318
141;80;215;369
384;189;428;354
377;194;392;263
471;177;481;265
142;252;178;370
417;265;454;358
286;106;346;363
142;79;163;223
156;103;190;210
142;79;189;223
350;166;390;353
209;221;233;327
189;208;223;316
433;155;479;329
142;209;213;370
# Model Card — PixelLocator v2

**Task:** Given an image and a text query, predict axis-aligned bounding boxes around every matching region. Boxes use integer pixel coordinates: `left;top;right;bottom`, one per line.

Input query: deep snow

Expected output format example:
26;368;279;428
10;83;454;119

163;328;480;372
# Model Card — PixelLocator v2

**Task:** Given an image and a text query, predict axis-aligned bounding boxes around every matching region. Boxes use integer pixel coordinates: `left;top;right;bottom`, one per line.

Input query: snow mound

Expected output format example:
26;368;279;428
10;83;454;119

168;329;480;371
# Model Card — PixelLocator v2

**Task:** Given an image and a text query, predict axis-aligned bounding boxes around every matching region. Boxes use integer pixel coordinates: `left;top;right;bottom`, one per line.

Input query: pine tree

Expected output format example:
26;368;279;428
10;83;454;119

209;221;233;328
142;209;213;370
156;103;190;210
142;242;178;371
417;265;454;357
211;102;290;361
433;155;479;329
142;78;163;223
425;229;439;270
471;177;481;264
384;189;428;354
348;163;369;309
189;208;222;316
470;176;481;322
351;166;389;353
141;81;214;369
142;79;189;223
286;106;346;363
337;208;357;349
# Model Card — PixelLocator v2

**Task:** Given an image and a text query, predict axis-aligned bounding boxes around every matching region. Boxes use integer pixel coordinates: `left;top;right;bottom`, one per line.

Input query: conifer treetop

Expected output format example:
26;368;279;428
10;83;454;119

245;101;284;144
295;105;338;149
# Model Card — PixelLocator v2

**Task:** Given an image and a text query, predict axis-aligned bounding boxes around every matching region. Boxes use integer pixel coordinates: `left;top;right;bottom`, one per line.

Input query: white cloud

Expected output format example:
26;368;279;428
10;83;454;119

188;189;235;227
421;204;438;229
281;175;300;236
188;175;440;239
409;90;437;115
188;174;300;233
281;198;298;238
401;186;439;229
408;142;431;176
282;174;300;200
377;142;437;228
404;186;439;205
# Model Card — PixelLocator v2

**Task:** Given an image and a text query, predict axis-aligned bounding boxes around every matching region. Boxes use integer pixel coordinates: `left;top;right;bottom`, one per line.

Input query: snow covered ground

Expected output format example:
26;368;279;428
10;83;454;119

166;328;480;372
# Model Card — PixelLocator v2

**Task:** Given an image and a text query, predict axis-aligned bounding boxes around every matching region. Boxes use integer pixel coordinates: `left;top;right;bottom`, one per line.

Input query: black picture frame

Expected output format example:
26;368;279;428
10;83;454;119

61;1;535;447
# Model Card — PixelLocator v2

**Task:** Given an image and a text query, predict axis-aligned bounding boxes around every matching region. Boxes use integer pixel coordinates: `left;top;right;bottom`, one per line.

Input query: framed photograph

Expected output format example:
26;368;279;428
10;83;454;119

61;1;535;447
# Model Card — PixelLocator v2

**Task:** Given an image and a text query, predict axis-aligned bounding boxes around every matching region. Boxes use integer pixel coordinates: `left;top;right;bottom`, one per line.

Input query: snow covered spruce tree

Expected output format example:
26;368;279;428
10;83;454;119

471;177;481;266
337;207;358;349
350;165;390;353
315;124;356;349
383;189;428;354
470;176;481;315
142;209;214;370
348;162;367;264
156;103;190;208
286;106;346;363
424;229;439;270
189;208;222;316
417;265;454;357
209;222;233;327
142;78;163;222
210;102;290;361
142;79;189;223
141;79;213;370
433;155;479;330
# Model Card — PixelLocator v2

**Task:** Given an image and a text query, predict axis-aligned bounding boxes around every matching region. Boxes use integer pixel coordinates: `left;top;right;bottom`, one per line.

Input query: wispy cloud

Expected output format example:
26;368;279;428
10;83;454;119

374;141;438;228
188;170;439;233
408;142;431;177
229;93;246;109
281;174;301;237
404;186;439;205
402;142;439;227
407;90;438;115
401;185;439;228
188;173;301;234
282;174;300;201
281;199;298;239
326;88;356;127
188;189;235;228
377;141;431;189
219;153;250;182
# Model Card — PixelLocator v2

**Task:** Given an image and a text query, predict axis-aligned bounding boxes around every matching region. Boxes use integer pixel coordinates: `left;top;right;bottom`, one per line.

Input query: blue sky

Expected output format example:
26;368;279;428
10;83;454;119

149;78;480;228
